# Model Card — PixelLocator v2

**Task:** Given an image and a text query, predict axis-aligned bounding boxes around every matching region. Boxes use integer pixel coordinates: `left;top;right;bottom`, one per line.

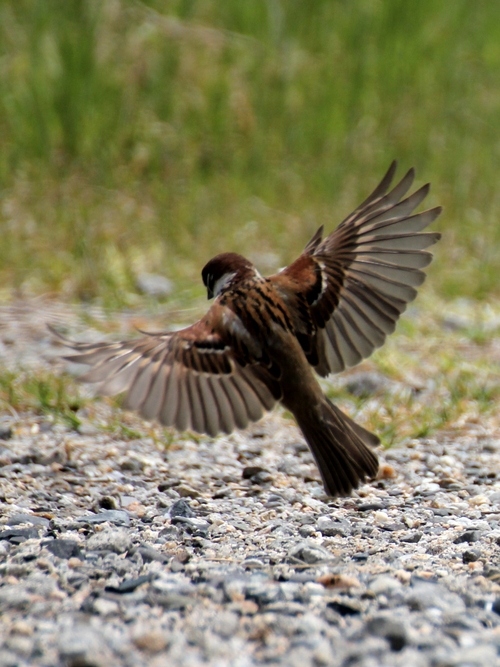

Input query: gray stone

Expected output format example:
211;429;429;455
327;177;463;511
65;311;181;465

0;650;19;667
245;579;283;606
172;516;210;536
169;498;196;518
136;272;173;297
42;538;81;559
454;530;481;544
369;575;403;597
7;513;50;527
405;581;465;613
58;625;113;667
299;524;316;538
212;611;240;637
463;548;481;563
316;516;351;537
78;509;130;526
0;585;32;611
365;614;408;651
288;541;334;564
86;528;132;554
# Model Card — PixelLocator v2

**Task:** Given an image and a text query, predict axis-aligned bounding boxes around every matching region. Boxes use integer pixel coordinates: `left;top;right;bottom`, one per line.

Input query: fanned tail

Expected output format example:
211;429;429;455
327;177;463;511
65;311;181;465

296;398;379;497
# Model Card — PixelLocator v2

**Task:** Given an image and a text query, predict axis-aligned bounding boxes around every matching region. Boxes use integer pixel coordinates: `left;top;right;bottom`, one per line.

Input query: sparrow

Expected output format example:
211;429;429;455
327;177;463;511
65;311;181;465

52;162;441;496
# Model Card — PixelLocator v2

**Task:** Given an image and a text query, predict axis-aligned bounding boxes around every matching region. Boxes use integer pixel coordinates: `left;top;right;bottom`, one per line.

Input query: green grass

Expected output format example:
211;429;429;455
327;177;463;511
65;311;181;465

0;368;84;429
1;1;500;304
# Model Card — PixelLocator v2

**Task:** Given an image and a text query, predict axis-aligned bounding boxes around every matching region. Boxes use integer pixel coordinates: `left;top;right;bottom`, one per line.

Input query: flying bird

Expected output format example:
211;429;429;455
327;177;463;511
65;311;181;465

53;162;441;496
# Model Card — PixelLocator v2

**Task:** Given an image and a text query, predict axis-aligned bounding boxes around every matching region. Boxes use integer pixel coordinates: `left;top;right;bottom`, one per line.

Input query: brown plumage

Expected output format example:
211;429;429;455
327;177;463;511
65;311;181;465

52;162;441;496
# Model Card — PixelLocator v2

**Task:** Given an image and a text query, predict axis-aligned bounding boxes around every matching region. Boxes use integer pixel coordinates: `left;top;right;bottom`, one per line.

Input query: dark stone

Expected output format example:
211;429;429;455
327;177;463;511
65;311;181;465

0;527;40;543
380;523;405;532
0;427;12;440
212;488;231;499
42;539;81;559
357;503;386;512
169;499;195;519
119;457;143;472
463;549;481;563
248;471;273;485
400;532;422;543
492;597;500;615
132;544;170;564
242;466;268;479
366;616;407;651
98;496;118;510
454;530;481;544
105;573;157;594
158;479;181;492
327;599;362;616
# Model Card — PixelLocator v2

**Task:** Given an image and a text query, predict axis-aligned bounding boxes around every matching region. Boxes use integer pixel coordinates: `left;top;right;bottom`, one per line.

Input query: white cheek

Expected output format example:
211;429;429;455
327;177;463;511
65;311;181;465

213;271;237;297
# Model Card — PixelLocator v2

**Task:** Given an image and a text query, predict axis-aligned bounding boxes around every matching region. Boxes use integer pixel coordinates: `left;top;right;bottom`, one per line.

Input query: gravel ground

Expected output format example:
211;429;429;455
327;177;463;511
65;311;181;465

1;301;500;667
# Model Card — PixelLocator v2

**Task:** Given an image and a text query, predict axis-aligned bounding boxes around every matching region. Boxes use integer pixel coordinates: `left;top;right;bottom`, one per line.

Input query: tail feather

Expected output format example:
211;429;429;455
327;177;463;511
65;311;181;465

329;401;380;448
297;398;379;497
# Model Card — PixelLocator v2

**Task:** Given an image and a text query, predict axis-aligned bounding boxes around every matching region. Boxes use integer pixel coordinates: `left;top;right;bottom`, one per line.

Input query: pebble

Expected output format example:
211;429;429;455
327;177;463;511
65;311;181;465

288;542;334;565
58;624;112;667
42;539;81;559
135;272;173;298
365;614;408;651
78;509;130;526
86;528;132;554
369;575;403;596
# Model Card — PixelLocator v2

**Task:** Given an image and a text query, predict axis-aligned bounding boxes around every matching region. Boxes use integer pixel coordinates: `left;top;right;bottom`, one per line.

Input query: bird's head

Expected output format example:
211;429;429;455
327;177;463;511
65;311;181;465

202;253;256;299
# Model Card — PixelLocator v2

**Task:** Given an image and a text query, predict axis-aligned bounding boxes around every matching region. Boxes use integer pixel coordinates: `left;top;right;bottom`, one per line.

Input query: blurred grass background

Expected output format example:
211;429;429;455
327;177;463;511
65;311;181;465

1;0;500;308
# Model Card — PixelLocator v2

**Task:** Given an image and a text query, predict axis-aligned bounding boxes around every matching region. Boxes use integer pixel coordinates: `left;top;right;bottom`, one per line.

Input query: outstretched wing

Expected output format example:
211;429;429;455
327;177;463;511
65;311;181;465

50;305;280;437
270;161;442;375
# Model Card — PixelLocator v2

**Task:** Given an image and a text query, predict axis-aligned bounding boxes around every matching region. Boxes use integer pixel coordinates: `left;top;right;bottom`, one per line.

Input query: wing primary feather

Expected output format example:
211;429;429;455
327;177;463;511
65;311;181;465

220;376;249;429
209;377;235;434
79;349;136;384
140;362;170;421
336;301;384;350
174;367;190;432
158;363;179;427
229;374;263;423
344;160;397;218
97;355;144;396
361;207;442;237
304;225;324;253
122;351;163;411
186;372;205;434
198;374;219;436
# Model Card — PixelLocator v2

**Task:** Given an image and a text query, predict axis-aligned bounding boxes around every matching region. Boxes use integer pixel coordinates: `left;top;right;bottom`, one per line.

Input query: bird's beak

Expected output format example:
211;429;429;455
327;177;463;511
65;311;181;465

207;288;214;300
